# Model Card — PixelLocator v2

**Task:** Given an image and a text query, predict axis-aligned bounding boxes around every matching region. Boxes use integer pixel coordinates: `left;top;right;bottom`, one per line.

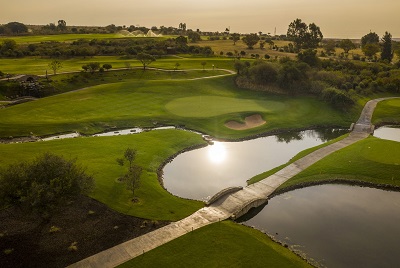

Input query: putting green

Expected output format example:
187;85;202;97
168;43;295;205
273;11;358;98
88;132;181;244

165;96;285;117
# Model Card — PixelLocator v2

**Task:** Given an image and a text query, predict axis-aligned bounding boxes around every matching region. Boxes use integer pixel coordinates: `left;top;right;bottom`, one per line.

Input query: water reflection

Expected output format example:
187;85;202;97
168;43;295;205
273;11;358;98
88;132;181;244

208;142;227;164
373;126;400;142
241;185;400;268
163;129;348;201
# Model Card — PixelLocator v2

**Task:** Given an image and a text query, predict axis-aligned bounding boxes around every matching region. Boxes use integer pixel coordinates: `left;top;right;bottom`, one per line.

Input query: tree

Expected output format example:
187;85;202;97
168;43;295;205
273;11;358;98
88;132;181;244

381;31;393;62
87;62;100;74
0;153;94;216
361;32;379;48
242;34;260;49
231;33;240;45
339;39;356;54
48;60;62;75
201;61;207;70
103;63;112;71
116;148;142;197
0;39;17;52
188;32;201;42
4;22;28;34
323;40;336;55
297;49;320;67
123;165;143;198
362;43;380;59
124;148;136;168
57;20;67;31
137;53;156;70
249;63;278;84
287;19;323;49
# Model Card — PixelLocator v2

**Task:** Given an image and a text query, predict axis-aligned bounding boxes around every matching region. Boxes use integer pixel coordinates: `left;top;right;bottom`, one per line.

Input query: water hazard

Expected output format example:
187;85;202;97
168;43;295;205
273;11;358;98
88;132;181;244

240;184;400;268
162;129;347;201
373;126;400;142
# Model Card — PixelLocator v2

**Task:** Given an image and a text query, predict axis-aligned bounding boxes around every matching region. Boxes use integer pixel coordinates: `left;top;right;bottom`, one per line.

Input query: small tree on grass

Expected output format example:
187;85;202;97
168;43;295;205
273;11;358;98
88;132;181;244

116;148;142;198
201;61;207;70
137;53;156;70
242;34;260;49
48;60;62;75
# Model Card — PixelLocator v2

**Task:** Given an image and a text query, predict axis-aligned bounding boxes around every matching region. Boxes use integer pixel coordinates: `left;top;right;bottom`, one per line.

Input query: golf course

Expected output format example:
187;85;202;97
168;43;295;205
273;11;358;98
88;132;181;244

1;23;400;267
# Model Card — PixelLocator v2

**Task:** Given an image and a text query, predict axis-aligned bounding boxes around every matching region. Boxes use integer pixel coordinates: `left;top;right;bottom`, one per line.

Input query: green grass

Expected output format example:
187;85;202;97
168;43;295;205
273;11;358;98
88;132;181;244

372;98;400;125
0;56;236;75
0;34;175;44
118;221;311;268
0;129;206;221
278;137;400;190
0;75;357;139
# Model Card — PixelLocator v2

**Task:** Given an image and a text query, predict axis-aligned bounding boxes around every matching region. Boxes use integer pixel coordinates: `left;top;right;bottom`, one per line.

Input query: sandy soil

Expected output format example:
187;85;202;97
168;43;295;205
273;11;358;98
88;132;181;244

225;114;266;130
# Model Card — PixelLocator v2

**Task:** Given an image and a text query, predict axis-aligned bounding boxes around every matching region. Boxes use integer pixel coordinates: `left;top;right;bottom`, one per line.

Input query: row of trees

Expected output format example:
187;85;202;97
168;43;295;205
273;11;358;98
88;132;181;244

0;36;214;58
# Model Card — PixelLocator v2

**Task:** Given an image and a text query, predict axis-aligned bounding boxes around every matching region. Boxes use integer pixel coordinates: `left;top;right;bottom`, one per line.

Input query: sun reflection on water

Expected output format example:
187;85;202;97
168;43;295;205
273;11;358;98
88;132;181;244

208;142;227;164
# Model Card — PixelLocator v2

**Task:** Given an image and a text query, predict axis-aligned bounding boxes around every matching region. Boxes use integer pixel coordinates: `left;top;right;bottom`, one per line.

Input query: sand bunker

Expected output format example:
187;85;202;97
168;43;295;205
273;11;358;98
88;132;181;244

225;114;266;130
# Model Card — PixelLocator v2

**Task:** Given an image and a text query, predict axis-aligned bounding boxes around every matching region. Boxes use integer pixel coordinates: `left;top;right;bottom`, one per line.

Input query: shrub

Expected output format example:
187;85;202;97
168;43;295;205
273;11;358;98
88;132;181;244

322;87;354;107
0;153;94;216
249;63;278;84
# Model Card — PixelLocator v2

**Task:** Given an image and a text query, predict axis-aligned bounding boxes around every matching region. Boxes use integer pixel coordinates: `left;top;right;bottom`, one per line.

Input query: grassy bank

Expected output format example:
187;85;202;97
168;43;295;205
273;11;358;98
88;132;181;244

0;129;206;221
118;221;311;268
278;137;400;190
372;98;400;125
0;75;357;139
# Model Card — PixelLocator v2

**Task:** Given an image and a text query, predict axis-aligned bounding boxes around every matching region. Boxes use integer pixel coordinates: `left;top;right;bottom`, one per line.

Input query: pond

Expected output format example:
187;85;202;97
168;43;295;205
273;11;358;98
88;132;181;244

240;184;400;268
373;126;400;142
162;129;348;201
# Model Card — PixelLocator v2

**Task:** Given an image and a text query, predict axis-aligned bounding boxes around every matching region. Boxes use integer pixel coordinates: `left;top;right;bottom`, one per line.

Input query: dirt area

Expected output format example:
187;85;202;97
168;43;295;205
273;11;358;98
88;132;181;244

225;114;266;130
0;195;168;268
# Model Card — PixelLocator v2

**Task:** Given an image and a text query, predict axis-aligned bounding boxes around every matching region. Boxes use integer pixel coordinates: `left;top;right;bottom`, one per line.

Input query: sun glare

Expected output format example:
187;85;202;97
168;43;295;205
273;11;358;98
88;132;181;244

208;142;227;164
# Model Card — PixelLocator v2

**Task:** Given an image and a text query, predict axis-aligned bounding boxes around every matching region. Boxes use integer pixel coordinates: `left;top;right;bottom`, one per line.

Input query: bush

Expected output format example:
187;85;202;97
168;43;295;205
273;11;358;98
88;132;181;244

249;63;278;84
0;153;94;216
322;87;354;107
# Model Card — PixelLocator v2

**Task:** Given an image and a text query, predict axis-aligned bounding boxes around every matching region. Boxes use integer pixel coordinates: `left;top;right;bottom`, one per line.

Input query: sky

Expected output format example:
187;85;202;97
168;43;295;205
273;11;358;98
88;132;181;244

1;0;400;38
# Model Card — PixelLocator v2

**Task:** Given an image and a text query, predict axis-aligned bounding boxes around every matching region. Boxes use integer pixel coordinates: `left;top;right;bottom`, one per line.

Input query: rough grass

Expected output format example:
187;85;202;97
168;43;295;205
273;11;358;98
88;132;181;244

118;221;311;268
0;75;357;139
0;130;206;221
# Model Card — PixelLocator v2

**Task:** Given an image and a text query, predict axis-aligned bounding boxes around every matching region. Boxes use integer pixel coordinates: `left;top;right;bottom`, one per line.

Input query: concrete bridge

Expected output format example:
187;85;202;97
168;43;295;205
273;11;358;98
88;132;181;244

68;97;398;268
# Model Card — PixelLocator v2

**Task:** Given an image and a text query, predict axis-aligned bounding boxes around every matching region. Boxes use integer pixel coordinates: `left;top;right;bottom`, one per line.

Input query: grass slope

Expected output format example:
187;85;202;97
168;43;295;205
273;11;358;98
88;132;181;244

279;137;400;189
118;221;311;268
372;98;400;125
0;130;206;221
0;75;356;139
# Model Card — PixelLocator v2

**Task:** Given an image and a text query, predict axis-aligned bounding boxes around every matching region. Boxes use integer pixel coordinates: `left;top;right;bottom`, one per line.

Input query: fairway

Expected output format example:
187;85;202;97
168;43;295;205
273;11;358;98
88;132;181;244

165;96;285;117
0;75;356;139
373;98;400;124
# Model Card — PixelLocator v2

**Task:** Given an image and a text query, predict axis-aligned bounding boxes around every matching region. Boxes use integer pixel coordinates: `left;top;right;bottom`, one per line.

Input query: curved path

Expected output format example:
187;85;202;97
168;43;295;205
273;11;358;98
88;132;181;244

68;97;398;268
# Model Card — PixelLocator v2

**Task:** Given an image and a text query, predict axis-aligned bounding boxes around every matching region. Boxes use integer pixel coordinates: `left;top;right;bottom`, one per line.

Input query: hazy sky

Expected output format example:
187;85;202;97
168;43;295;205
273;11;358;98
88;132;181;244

1;0;400;38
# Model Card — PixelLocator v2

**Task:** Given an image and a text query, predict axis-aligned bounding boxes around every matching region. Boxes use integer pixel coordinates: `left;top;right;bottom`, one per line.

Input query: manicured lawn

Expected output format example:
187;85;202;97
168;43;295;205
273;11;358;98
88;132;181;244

0;75;356;139
372;98;400;125
278;137;400;190
118;221;311;268
0;130;206;221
